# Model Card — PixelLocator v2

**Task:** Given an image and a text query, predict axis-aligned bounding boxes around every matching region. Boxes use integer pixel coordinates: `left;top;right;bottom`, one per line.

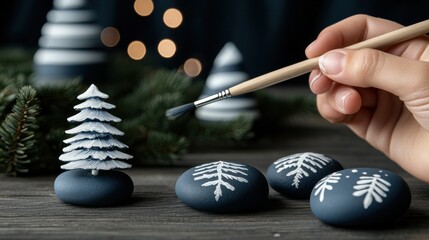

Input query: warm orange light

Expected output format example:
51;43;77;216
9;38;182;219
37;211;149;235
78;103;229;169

157;39;176;58
100;27;120;47
134;0;154;17
127;41;146;60
163;8;183;28
183;58;202;77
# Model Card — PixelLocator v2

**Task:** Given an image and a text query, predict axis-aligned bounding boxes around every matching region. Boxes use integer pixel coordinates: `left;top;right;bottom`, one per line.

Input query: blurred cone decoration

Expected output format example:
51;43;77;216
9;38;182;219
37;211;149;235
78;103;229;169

33;0;107;83
195;42;259;122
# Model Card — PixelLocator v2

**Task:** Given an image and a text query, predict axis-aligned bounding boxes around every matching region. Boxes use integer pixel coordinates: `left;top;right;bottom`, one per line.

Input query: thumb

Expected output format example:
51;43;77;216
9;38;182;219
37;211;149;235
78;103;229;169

318;49;429;98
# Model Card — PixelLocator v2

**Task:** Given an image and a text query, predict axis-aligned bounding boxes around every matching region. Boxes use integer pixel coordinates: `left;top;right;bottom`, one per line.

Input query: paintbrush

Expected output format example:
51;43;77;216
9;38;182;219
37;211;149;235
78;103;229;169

166;19;429;120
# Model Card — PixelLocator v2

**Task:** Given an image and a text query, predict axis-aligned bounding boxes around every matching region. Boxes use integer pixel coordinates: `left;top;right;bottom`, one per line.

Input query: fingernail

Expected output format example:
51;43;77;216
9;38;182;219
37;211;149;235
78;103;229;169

319;51;345;75
310;70;322;88
305;40;316;53
337;92;352;112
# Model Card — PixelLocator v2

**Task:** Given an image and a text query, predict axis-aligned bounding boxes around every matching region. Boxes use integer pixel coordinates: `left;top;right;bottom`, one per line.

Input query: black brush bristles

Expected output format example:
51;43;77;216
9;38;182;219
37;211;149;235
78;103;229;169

165;103;196;120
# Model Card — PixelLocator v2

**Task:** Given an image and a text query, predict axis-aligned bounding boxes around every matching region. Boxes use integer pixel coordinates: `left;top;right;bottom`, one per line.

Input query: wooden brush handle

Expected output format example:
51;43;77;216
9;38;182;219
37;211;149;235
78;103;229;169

229;19;429;96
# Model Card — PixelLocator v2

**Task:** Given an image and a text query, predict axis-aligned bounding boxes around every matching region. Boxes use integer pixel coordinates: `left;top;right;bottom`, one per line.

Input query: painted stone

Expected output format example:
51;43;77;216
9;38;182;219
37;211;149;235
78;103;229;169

310;168;411;227
175;161;269;213
33;0;106;83
54;85;133;207
267;152;343;199
195;42;259;122
54;169;134;206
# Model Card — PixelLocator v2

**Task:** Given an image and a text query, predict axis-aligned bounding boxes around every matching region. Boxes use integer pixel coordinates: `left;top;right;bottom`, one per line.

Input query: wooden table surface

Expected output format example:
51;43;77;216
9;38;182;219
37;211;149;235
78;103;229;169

1;115;429;240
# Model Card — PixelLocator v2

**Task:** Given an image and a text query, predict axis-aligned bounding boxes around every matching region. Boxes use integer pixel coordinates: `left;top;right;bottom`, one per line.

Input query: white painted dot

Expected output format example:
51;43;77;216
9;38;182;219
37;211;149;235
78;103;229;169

352;169;358;173
379;170;383;173
363;172;367;175
346;175;350;178
385;174;389;177
374;174;381;177
273;233;281;238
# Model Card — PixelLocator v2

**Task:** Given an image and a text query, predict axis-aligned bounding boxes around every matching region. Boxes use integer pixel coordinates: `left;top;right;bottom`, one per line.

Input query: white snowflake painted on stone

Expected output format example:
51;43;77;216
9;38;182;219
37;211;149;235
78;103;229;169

193;161;249;201
352;174;391;209
274;152;333;188
313;172;342;202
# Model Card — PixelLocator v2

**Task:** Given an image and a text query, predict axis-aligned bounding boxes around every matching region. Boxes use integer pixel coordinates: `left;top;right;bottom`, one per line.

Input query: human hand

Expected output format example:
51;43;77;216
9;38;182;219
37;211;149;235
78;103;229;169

305;14;429;183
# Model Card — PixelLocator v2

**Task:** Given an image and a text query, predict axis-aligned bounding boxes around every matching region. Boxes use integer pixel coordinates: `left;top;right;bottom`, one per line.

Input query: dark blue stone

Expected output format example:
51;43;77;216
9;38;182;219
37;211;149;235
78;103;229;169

175;161;268;213
54;169;134;206
310;168;411;228
267;152;343;199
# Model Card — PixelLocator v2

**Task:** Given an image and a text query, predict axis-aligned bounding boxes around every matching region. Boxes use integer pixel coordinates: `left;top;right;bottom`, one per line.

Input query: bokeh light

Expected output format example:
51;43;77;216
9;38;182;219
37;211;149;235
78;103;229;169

163;8;183;28
100;27;120;47
127;40;147;60
134;0;154;17
157;39;176;58
183;58;202;77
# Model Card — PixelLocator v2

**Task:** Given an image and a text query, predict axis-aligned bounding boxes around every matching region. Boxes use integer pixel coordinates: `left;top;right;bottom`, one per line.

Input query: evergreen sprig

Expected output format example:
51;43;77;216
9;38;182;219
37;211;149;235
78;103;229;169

34;80;84;173
0;86;40;176
187;116;254;147
118;69;202;164
0;73;31;119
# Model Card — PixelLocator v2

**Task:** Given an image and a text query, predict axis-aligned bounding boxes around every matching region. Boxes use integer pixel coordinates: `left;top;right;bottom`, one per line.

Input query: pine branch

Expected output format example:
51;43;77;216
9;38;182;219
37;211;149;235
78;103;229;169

142;131;189;164
0;73;29;90
118;69;202;117
0;73;31;120
30;80;84;173
254;91;316;132
0;85;17;120
187;116;254;146
0;86;40;176
35;80;84;136
117;69;202;164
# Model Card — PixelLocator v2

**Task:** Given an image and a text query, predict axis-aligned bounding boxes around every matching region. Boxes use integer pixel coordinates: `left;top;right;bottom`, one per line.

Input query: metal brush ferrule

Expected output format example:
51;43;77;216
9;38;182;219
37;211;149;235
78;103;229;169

194;89;231;108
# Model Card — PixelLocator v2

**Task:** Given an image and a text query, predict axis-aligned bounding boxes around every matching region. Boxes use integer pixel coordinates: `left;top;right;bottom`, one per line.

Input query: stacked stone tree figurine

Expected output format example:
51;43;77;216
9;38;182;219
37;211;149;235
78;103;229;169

195;42;259;122
54;84;134;206
33;0;107;83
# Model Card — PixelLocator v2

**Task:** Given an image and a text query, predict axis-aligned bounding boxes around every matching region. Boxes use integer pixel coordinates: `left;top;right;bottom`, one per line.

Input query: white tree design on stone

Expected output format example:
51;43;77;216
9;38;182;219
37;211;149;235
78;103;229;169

313;172;342;202
274;152;332;188
59;84;132;176
352;174;391;209
193;161;249;201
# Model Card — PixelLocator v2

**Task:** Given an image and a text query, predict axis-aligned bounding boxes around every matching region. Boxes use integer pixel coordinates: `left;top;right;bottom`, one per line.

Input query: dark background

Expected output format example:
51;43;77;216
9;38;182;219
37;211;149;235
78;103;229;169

1;0;428;80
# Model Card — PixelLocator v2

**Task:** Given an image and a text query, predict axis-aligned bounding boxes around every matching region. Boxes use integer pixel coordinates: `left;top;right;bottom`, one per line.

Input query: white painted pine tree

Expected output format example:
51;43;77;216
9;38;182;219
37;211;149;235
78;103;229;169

193;161;249;201
352;174;391;209
274;152;332;188
59;84;132;176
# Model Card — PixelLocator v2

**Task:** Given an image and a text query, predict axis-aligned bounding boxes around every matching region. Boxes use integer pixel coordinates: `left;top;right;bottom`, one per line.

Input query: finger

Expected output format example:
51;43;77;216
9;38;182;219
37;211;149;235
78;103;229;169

317;92;374;139
318;48;429;98
342;107;374;140
326;84;362;115
306;14;403;58
387;36;429;59
317;94;348;123
308;70;333;94
310;70;378;105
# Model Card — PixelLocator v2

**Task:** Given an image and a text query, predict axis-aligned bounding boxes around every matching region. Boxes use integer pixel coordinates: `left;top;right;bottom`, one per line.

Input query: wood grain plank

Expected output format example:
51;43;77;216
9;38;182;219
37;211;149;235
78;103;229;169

1;115;428;239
